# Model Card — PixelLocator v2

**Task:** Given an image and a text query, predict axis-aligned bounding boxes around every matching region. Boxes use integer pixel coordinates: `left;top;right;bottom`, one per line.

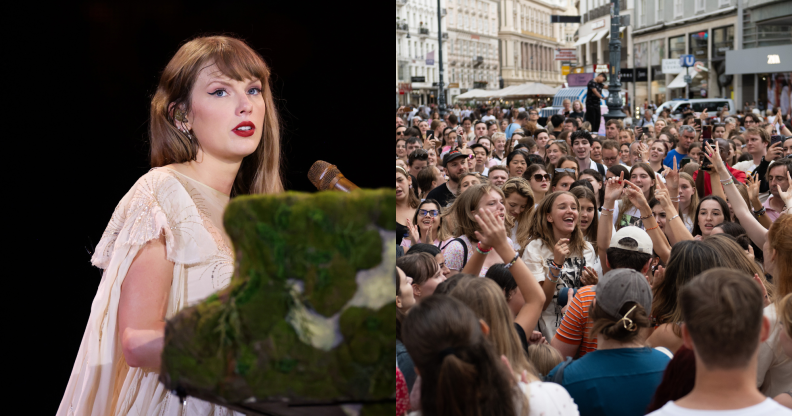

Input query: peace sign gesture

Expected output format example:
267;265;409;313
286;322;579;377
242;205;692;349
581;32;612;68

654;173;674;210
623;180;651;212
603;171;625;204
702;141;728;178
664;156;680;190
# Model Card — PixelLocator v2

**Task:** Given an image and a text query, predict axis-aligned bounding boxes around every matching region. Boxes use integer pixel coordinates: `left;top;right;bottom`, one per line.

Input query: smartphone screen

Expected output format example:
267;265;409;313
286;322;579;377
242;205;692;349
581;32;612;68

700;138;712;170
771;135;784;146
680;158;693;168
694;119;702;128
702;125;712;140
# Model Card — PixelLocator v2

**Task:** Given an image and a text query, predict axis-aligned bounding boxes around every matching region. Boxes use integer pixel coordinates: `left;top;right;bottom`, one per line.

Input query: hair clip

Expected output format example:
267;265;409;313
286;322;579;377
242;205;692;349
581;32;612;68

619;305;638;331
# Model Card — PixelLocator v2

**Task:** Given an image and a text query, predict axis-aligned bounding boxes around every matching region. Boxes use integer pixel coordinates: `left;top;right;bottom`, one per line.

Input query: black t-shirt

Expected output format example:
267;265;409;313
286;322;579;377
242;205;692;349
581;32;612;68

410;174;420;199
396;221;409;246
570;111;585;120
514;322;529;354
425;182;455;208
586;80;603;107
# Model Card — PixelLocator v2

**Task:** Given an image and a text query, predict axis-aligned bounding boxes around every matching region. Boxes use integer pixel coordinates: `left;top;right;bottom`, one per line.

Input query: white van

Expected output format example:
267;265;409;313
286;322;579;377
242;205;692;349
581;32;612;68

656;98;736;120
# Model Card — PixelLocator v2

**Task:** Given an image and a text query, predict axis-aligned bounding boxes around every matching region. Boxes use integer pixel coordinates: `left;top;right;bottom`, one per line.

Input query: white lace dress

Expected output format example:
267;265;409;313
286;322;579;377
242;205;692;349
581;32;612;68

58;167;244;416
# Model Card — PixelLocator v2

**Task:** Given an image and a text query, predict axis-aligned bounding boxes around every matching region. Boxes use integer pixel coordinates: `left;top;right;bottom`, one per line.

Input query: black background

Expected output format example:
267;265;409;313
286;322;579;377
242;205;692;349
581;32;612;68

8;1;385;410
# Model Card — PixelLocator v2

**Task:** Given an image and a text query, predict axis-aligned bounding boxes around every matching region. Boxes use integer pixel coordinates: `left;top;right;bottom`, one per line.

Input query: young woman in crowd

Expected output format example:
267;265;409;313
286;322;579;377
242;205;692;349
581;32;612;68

441;127;457;155
570;186;603;277
506;150;529;178
523;191;598;340
525;164;551;205
613;163;656;230
690;195;731;239
648;140;670;174
775;294;792;409
687;142;702;165
578;169;604;209
545;140;569;168
403;199;447;250
570;100;585;120
396;266;417;393
619;142;632;167
458;172;484;194
502;178;534;252
442;184;510;276
674;172;698;232
534;129;550;159
401;295;579;416
425;146;438;168
396;252;447;302
491;132;507;165
547;269;671;416
650;198;667;232
551;171;577;193
396;137;408;162
554;155;580;178
397;166;419;245
558;131;572;148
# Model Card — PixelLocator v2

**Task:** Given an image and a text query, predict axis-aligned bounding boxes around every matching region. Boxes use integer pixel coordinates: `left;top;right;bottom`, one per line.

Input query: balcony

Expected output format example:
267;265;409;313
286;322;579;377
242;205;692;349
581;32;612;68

419;27;430;36
473;56;484;67
441;8;447;16
396;22;409;33
396;0;407;6
442;32;449;40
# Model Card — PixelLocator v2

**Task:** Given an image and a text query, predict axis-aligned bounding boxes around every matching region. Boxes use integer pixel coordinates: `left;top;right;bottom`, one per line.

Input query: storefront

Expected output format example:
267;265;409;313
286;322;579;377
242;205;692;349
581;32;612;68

649;39;666;104
634;42;648;109
667;35;686;99
726;45;792;115
688;31;709;99
711;26;734;99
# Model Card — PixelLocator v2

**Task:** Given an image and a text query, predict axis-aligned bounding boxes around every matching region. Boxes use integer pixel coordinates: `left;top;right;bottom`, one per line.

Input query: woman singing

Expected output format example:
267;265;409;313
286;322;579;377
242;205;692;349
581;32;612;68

58;36;282;415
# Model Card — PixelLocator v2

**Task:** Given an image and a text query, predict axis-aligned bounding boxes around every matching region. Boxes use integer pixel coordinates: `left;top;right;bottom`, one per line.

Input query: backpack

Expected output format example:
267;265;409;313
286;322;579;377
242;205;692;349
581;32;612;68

441;238;468;269
546;356;574;384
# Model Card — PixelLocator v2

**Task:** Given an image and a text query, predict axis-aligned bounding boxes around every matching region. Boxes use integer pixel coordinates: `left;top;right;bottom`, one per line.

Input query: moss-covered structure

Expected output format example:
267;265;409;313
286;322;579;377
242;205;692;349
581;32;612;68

159;189;396;415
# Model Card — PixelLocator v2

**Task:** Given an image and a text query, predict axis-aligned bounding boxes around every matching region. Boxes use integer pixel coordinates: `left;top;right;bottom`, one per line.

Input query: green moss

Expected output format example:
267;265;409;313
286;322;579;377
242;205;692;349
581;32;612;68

160;189;396;404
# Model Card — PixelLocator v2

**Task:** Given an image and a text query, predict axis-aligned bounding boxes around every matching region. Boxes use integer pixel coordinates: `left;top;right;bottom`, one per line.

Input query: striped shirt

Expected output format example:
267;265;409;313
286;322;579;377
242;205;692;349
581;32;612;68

555;286;597;357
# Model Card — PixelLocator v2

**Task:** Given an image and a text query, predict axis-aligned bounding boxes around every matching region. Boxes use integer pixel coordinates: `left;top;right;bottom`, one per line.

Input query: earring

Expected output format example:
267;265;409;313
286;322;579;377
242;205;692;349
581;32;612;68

174;108;193;140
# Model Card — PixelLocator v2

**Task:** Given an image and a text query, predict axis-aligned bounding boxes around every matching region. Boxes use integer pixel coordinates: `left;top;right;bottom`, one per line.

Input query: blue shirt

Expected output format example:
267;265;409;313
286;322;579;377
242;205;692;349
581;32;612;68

546;347;670;416
663;148;687;168
505;122;522;139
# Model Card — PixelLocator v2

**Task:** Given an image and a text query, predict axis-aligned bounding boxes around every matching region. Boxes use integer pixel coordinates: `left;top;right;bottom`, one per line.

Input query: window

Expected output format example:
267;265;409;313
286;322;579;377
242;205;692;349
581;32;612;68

695;0;704;13
639;0;646;26
668;35;685;59
656;0;664;24
689;31;708;59
718;0;730;6
674;0;683;17
712;26;734;59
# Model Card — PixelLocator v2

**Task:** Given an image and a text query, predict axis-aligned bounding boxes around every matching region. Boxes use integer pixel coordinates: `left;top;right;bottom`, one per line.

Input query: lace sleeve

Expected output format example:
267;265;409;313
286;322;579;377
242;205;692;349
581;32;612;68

91;169;218;268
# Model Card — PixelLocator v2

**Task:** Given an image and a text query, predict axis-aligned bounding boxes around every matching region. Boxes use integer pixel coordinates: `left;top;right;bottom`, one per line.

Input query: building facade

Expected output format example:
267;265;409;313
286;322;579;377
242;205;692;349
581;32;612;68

446;0;501;101
498;0;567;88
396;0;448;106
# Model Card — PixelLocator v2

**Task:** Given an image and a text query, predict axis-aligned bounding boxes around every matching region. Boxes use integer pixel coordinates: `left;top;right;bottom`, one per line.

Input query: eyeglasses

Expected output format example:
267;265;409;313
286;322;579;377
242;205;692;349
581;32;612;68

418;209;440;217
555;168;576;174
533;173;551;182
396;131;405;136
603;156;618;162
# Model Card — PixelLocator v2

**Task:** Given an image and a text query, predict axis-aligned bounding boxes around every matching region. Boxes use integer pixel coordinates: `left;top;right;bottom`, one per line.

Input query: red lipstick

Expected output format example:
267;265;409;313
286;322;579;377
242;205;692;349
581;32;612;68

232;121;256;137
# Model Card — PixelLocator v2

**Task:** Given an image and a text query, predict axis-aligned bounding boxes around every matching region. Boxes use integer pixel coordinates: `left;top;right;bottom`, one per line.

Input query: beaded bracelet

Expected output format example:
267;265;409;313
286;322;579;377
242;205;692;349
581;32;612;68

645;224;660;231
503;253;520;269
721;178;735;186
602;207;615;212
719;176;734;183
640;213;653;220
475;242;493;255
754;207;766;217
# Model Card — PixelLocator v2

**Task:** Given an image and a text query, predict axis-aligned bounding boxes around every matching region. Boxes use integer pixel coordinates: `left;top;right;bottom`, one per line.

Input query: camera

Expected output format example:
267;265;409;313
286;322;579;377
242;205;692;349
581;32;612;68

558;287;579;308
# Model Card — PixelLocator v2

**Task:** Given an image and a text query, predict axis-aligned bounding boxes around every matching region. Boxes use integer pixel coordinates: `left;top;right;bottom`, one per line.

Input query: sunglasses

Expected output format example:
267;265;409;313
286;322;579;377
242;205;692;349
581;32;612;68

555;168;576;174
532;173;551;182
418;209;440;217
396;131;405;136
545;140;566;149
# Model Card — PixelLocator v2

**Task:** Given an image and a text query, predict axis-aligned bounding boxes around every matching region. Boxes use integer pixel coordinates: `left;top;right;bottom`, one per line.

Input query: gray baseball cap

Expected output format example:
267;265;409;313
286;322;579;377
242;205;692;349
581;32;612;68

594;268;653;317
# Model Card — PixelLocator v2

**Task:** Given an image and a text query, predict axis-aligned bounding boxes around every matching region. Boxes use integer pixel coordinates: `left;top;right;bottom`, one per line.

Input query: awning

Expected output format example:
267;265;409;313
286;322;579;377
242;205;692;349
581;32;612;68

486;84;524;99
667;70;701;89
552;87;587;107
500;82;559;98
454;89;490;100
606;27;626;38
591;29;609;42
574;32;596;46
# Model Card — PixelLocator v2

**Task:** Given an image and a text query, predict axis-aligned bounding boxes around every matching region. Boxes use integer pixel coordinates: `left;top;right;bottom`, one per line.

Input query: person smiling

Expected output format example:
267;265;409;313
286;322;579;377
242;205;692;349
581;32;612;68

525;164;551;204
502;177;535;251
613;163;657;230
506;150;529;178
59;36;283;416
524;191;598;340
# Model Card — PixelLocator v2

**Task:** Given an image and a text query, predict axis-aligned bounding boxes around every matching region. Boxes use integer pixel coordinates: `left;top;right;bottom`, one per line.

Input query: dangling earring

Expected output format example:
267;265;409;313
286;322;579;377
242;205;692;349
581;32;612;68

174;108;193;141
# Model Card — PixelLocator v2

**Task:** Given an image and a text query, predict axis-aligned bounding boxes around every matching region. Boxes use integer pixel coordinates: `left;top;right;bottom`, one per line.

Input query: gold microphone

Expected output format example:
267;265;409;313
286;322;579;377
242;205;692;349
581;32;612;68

307;161;360;192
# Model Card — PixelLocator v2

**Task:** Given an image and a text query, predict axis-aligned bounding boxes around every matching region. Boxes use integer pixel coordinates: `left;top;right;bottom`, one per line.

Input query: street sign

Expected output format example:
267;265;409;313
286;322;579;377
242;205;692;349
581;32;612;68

680;54;695;68
562;65;571;76
694;62;706;72
619;68;634;83
447;83;459;88
684;75;692;84
554;48;577;61
411;76;426;83
594;64;610;74
662;59;682;74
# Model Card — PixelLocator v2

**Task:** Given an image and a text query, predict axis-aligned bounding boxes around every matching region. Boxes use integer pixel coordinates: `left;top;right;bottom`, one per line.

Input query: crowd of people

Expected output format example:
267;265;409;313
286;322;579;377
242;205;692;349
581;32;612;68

395;102;792;415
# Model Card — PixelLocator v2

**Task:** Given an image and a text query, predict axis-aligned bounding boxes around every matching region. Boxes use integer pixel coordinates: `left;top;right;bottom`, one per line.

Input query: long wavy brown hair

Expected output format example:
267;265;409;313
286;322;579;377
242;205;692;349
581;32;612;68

502;177;534;251
149;35;283;195
527;191;587;257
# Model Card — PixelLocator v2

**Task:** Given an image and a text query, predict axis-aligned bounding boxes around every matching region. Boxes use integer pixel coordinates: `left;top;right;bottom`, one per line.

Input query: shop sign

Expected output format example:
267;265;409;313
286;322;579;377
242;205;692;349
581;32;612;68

562;65;571;76
662;59;682;74
448;83;459;88
635;68;648;82
567;73;594;87
594;64;609;74
572;67;585;74
619;68;634;83
411;76;426;83
768;54;780;64
591;19;605;29
554;48;577;61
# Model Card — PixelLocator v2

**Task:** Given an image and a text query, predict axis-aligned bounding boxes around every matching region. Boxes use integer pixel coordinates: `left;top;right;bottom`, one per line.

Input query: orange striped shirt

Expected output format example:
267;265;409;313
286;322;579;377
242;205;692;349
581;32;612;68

555;286;597;357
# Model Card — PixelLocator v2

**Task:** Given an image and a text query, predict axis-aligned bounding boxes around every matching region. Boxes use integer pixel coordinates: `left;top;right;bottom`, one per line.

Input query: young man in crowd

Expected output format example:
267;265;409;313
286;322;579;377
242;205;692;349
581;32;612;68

552;226;654;359
550;114;565;136
474;121;488;141
605;119;622;141
486;121;498;137
743;112;760;130
647;270;791;416
405;136;423;157
506;111;529;138
424;150;469;207
601;140;622;169
470;143;490;176
732;127;771;175
487;165;509;188
571;130;607;176
586;73;608;134
528;108;543;129
590;137;604;165
446;113;458;130
407;149;429;198
480;108;495;122
762;158;792;223
564;118;579;133
664;125;696;168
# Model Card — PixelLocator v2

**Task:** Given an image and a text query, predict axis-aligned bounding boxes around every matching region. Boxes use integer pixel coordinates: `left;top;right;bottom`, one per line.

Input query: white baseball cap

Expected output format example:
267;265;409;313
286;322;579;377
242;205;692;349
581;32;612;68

609;226;653;255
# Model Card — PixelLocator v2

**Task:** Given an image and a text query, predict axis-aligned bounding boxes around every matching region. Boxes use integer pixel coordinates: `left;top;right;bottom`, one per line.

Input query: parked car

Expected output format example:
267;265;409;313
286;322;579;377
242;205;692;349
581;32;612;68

656;98;736;120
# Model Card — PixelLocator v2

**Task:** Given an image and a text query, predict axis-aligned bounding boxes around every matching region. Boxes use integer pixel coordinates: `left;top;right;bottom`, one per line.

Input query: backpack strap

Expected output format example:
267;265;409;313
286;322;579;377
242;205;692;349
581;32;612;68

596;161;606;177
547;356;574;384
654;346;674;359
441;238;469;269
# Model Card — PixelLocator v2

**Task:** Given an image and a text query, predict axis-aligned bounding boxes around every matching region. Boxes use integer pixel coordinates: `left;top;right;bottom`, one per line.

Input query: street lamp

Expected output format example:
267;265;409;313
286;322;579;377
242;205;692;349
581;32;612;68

602;0;626;122
436;0;447;117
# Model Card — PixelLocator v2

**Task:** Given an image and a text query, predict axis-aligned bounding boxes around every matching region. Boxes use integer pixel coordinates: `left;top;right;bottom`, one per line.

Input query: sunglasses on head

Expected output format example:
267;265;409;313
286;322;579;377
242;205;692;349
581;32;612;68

418;209;440;217
555;168;576;174
533;173;551;182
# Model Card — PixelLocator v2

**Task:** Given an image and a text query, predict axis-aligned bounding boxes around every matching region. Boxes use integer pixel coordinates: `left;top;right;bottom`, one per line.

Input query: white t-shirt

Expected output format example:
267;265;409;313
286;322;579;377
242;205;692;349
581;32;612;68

481;115;496;122
613;200;645;229
646;398;792;416
757;304;792;397
523;238;598;341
